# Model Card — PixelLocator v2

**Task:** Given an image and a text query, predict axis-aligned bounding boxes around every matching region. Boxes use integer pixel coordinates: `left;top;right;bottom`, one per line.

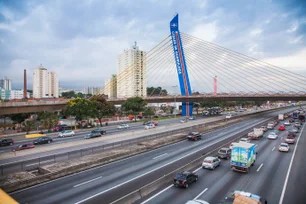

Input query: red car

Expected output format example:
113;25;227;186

14;143;35;151
289;118;295;123
285;136;295;144
278;125;286;131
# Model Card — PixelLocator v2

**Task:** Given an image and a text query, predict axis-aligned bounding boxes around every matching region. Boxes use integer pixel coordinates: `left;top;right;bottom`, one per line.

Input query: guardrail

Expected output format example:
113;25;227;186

0;106;292;176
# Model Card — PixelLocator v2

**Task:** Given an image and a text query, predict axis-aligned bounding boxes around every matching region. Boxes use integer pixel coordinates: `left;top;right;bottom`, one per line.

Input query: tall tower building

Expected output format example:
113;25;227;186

0;77;12;90
33;64;59;98
117;42;147;98
48;71;59;97
104;74;117;98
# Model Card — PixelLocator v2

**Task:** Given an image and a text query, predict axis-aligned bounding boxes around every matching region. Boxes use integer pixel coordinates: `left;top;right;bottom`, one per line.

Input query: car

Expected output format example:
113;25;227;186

284;121;290;126
94;128;107;135
202;156;221;170
180;118;188;123
273;120;279;125
185;200;209;204
240;137;250;143
267;132;278;139
173;171;198;188
279;143;290;152
288;131;297;137
143;121;158;126
14;143;35;151
260;126;267;132
220;191;268;204
189;116;196;120
117;124;129;129
186;132;202;141
0;138;14;146
33;136;53;145
285;136;295;144
144;124;155;130
84;130;103;139
218;147;231;159
289;118;295;123
278;125;286;131
292;128;299;133
294;122;302;128
58;130;75;137
225;114;232;119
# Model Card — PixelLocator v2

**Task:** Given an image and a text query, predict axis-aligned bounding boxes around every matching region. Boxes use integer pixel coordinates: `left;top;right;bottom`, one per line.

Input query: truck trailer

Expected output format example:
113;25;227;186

278;114;284;121
231;142;256;173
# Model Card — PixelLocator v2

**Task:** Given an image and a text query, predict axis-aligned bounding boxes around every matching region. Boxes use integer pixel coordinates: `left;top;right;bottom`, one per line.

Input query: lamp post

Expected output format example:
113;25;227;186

172;85;178;118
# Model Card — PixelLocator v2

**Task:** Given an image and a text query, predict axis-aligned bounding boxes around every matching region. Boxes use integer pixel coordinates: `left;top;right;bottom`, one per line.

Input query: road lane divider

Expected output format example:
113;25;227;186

193;188;208;200
25;159;54;167
153;153;168;160
272;147;275;151
140;184;174;204
279;123;305;204
256;163;264;172
73;176;103;188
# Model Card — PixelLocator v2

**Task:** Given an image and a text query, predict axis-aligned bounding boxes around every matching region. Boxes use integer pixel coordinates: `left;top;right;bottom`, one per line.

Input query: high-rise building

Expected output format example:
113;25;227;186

0;88;10;100
104;74;117;98
0;77;12;90
117;42;147;98
48;71;59;97
10;90;30;100
84;87;103;95
33;64;59;98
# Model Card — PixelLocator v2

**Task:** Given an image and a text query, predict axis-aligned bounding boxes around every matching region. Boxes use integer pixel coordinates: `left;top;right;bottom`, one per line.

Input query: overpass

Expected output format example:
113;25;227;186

0;94;305;114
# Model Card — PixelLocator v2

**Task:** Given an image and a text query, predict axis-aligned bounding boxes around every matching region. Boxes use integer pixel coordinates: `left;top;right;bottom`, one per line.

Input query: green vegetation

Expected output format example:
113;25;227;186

121;97;147;121
39;112;58;130
147;86;168;96
90;95;116;127
65;98;95;122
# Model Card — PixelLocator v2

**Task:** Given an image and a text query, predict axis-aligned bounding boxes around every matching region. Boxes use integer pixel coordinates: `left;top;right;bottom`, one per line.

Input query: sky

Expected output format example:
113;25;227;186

0;0;305;90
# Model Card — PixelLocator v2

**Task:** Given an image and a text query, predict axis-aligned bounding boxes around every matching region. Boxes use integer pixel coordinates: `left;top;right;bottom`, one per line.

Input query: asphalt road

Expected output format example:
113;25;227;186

9;107;298;204
136;118;305;204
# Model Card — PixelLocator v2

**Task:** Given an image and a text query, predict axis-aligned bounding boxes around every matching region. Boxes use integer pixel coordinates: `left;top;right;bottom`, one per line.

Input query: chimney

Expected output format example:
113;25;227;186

24;69;27;99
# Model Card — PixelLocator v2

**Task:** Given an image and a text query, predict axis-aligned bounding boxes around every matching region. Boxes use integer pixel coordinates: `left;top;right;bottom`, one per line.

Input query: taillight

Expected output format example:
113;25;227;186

192;136;195;138
182;181;185;185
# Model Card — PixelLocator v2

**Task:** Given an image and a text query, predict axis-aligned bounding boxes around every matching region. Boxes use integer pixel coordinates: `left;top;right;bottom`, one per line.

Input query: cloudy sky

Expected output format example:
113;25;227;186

0;0;305;90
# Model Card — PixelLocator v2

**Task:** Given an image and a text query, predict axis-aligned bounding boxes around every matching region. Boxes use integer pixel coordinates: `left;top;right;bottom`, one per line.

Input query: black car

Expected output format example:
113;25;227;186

85;130;103;139
186;132;202;141
218;147;231;159
0;138;14;146
173;171;198;188
33;137;53;145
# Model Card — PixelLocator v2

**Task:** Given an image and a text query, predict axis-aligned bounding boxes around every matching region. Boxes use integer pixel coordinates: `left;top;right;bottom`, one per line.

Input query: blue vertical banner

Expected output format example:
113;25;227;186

170;14;193;116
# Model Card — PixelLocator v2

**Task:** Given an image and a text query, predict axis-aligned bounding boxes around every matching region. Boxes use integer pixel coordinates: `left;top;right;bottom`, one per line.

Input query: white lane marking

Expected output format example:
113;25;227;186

73;176;103;188
255;144;258;147
279;124;305;204
257;163;264;172
281;137;283;139
193;188;208;200
140;184;173;204
153;153;168;160
272;147;275;151
74;119;269;204
25;159;54;167
193;166;202;173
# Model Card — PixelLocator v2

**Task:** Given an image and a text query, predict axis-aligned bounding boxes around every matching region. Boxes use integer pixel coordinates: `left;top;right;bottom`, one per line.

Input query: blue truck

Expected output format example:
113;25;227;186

230;142;256;173
292;112;299;119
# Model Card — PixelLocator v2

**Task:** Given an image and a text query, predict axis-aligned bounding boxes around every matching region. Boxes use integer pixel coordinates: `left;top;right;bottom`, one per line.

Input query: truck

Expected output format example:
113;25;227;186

219;191;268;204
293;112;299;119
278;114;284;121
230;142;256;173
247;128;264;140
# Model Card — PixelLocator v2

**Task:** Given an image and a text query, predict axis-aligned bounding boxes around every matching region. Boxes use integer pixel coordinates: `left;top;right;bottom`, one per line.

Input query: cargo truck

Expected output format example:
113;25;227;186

293;112;299;119
278;114;284;121
247;128;264;140
230;142;256;173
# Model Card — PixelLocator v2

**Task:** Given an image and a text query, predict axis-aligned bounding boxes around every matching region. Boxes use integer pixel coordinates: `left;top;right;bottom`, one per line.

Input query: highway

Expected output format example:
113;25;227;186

9;108;297;204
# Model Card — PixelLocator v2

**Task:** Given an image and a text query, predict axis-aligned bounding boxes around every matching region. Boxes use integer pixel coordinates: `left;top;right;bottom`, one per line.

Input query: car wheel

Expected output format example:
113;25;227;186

185;184;189;188
48;140;51;144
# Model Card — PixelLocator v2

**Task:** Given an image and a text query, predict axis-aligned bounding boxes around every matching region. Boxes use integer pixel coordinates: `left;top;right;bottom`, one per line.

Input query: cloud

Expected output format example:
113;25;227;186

290;35;304;44
250;28;262;36
190;22;218;42
287;22;299;33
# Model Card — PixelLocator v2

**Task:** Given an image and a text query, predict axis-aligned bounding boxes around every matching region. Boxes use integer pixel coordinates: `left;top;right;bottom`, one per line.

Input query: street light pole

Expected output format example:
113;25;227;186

172;85;178;119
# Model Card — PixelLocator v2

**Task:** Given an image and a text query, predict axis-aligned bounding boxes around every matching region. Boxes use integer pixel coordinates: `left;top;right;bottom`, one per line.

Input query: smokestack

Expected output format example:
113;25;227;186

24;69;27;99
214;76;217;95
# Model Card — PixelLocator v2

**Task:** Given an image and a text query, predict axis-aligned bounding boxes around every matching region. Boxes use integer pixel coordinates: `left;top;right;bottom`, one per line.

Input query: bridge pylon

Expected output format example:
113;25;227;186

170;14;193;116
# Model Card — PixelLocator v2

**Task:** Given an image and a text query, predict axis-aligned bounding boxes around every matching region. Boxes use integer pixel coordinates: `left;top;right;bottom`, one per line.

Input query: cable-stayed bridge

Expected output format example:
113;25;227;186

1;14;306;115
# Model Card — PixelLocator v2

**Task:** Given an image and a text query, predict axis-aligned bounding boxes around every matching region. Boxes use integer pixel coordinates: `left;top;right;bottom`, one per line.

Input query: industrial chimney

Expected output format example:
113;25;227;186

24;69;27;99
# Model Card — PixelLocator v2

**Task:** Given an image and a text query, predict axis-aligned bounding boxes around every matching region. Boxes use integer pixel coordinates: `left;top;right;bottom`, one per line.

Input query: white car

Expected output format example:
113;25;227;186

144;124;155;130
240;138;250;143
284;121;290;126
267;132;278;140
117;124;129;129
58;130;75;137
186;200;210;204
225;114;232;119
279;143;290;152
180;118;188;123
202;156;221;170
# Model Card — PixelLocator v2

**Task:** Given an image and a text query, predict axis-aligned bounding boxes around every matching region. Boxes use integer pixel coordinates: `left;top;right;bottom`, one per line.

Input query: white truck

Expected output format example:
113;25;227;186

247;128;264;140
278;114;284;121
267;122;274;130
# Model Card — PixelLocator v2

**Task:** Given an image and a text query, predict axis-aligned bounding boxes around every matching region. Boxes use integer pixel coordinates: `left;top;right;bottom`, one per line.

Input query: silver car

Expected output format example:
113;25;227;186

58;130;75;137
117;124;129;129
202;156;221;170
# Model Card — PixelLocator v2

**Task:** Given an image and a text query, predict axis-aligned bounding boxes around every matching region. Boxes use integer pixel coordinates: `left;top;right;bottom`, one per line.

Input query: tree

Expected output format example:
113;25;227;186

193;103;200;115
90;95;116;127
22;120;35;134
10;113;31;124
40;112;59;130
121;97;147;121
61;91;76;98
142;107;155;118
65;98;95;123
147;86;168;96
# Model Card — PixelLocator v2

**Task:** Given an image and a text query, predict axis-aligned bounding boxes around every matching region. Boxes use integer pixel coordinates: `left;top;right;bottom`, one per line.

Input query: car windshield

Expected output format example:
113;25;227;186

270;132;276;135
281;144;288;147
219;149;227;153
175;173;187;180
204;159;213;163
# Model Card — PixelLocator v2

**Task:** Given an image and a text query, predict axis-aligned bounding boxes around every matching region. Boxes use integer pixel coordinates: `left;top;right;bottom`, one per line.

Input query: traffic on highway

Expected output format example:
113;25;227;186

7;106;304;204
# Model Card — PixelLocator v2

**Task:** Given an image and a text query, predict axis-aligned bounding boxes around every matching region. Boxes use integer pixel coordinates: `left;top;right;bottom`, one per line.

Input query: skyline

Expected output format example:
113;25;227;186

0;0;306;90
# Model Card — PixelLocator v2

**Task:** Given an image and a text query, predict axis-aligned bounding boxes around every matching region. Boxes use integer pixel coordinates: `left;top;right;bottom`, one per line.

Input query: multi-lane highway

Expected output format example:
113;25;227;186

9;107;298;204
